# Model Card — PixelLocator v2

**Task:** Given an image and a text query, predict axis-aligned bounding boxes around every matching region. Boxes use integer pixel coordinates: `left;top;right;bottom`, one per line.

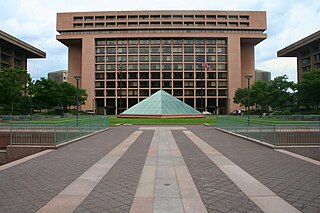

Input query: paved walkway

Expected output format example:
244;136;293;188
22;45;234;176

0;125;319;213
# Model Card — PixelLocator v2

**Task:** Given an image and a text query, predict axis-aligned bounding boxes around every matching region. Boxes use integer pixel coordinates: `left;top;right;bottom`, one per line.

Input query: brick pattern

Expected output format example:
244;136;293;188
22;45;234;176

74;131;153;213
187;126;320;212
173;130;262;212
0;127;137;213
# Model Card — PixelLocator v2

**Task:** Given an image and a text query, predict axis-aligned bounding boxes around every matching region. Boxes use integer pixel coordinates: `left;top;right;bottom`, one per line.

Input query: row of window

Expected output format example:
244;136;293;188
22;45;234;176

96;38;226;46
96;47;226;54
95;89;228;97
73;21;249;28
95;72;227;80
95;81;227;88
95;63;227;71
74;14;249;21
96;55;227;63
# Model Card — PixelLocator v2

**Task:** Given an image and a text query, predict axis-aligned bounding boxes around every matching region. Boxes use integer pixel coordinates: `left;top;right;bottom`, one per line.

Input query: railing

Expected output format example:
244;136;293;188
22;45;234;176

216;116;320;147
7;116;109;146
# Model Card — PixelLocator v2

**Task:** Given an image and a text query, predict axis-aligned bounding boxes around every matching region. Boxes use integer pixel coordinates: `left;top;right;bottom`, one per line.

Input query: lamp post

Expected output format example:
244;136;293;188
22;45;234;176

74;75;81;126
245;75;252;126
118;63;122;114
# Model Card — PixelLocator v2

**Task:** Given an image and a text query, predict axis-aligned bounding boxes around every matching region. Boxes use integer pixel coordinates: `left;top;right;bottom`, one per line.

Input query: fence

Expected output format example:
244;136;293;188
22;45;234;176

216;116;320;147
7;116;109;146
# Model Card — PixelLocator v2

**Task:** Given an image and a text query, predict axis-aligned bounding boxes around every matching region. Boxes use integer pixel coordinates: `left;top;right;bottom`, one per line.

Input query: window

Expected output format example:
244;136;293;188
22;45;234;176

96;47;105;54
184;55;194;62
173;55;183;62
140;47;149;54
217;47;227;54
184;64;194;70
207;55;216;62
106;47;116;54
151;63;160;70
128;47;138;54
218;55;227;62
117;56;127;62
140;72;149;79
185;81;194;87
184;47;194;54
95;64;105;71
151;46;160;53
117;47;127;54
128;64;138;71
106;56;116;62
106;64;116;71
162;64;171;70
96;39;106;46
173;63;183;70
151;56;160;62
195;47;205;53
162;46;172;53
162;72;171;79
140;63;149;71
96;56;104;63
173;47;183;53
207;47;216;53
128;56;138;62
162;56;172;62
140;55;149;62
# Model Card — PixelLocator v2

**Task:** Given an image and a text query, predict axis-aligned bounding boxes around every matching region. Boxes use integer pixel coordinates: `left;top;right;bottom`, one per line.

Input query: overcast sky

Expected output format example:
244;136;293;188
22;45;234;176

1;0;320;82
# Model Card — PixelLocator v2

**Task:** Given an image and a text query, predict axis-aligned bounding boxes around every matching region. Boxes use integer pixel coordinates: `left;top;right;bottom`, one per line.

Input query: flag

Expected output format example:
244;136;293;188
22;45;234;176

202;62;212;71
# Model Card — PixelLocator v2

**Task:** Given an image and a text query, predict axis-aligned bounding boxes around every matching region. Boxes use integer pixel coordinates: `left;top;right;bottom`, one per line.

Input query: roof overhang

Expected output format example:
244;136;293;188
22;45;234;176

0;30;46;58
277;30;320;57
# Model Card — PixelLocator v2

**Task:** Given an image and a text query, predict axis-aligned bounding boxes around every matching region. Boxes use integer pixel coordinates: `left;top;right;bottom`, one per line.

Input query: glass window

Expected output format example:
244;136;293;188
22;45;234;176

106;47;116;54
140;72;149;79
218;72;228;79
96;56;104;63
162;39;172;45
218;64;227;71
217;47;226;54
173;81;183;87
151;81;160;87
207;55;216;62
139;39;149;45
95;64;105;71
151;46;160;53
173;39;183;45
106;56;116;62
184;55;194;62
162;72;171;79
150;40;160;45
128;47;138;54
184;47;194;54
184;39;194;45
162;46;172;54
106;64;116;71
96;39;106;46
162;55;172;62
128;39;138;45
195;39;205;45
140;55;149;62
128;56;138;62
162;63;171;70
106;73;115;79
173;55;183;62
173;72;183;79
151;55;160;62
140;63;149;70
173;47;183;53
117;56;127;62
218;55;227;62
117;47;127;54
207;47;216;53
151;63;160;70
106;40;116;46
151;73;160;79
96;47;105;54
128;64;138;71
173;63;183;70
140;47;149;54
217;39;227;45
206;39;216;45
195;47;205;53
117;40;127;45
184;64;194;70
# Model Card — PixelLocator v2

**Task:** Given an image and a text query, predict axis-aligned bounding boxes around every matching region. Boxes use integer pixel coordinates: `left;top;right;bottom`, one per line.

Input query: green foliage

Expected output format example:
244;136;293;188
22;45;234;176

233;88;248;106
297;69;320;109
0;67;31;114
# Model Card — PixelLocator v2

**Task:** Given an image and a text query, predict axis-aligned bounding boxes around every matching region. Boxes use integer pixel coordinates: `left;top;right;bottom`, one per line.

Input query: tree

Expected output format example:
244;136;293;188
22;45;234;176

233;88;248;107
297;69;320;110
0;67;31;114
267;75;295;111
251;81;270;112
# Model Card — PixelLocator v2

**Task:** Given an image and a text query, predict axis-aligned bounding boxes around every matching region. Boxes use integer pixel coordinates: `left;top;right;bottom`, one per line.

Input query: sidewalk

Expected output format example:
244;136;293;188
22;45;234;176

0;125;319;213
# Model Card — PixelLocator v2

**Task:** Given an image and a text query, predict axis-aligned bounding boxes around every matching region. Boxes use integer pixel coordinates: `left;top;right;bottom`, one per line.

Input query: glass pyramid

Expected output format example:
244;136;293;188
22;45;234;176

120;90;202;115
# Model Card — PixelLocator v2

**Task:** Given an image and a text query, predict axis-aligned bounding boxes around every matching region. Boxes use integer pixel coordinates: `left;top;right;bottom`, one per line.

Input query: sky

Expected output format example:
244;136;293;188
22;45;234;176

1;0;319;82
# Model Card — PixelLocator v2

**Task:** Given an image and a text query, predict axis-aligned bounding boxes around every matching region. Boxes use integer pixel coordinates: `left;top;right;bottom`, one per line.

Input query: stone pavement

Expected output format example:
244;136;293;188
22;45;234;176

0;125;319;213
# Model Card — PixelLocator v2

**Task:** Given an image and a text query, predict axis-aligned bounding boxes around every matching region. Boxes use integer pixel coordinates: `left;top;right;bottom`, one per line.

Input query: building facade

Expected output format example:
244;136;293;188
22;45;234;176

278;30;320;82
48;70;68;82
56;10;266;115
255;69;271;82
0;30;46;70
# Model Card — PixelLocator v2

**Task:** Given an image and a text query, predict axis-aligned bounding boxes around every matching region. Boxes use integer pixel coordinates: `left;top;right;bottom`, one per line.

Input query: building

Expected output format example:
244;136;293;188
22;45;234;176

0;30;46;70
56;10;266;115
278;30;320;82
255;69;271;81
48;70;68;82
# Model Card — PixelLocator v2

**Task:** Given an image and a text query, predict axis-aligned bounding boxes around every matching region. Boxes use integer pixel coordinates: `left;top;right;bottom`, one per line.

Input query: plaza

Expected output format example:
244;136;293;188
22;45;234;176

0;125;319;212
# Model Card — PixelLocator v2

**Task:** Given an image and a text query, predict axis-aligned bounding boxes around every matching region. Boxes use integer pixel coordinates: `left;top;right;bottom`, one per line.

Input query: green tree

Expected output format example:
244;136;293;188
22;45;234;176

297;69;320;110
251;81;270;112
233;87;248;107
0;67;31;114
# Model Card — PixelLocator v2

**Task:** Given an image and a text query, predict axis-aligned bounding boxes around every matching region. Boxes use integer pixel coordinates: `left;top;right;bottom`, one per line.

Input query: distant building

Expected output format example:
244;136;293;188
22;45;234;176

255;69;271;81
48;70;68;82
57;10;267;114
0;30;45;70
277;30;320;82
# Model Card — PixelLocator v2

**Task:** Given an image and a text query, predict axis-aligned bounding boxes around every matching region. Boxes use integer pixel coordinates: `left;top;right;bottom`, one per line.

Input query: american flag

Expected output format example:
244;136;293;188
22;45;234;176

202;62;212;71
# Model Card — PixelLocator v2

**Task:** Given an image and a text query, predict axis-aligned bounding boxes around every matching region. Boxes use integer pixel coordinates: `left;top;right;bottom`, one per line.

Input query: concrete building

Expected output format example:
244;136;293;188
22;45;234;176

56;10;267;115
0;30;46;70
255;69;271;81
278;30;320;82
48;70;68;82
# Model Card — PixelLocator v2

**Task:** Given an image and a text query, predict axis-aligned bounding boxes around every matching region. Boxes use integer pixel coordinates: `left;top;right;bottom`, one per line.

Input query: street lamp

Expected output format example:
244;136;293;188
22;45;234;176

74;75;81;126
245;75;252;126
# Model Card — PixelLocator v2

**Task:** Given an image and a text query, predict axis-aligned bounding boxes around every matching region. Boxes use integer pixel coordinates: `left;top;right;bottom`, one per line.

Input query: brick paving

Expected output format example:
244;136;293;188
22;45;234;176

74;130;153;213
0;127;137;213
0;125;319;212
186;125;320;212
173;130;262;213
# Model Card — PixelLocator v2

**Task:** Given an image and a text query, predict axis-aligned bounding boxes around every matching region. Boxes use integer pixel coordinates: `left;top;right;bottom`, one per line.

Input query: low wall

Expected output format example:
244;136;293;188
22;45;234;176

280;147;320;161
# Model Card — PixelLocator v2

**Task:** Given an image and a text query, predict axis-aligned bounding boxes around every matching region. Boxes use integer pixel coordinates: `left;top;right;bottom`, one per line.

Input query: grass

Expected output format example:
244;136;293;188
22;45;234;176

108;117;216;125
1;116;216;125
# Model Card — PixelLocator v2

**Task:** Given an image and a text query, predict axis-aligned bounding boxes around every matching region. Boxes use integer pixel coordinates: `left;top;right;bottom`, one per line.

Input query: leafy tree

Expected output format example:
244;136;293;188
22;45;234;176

0;67;31;114
251;81;270;112
297;69;320;109
233;88;248;107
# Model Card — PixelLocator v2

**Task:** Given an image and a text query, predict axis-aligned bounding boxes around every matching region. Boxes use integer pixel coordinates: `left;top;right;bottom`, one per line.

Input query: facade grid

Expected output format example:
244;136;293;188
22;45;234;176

57;10;267;114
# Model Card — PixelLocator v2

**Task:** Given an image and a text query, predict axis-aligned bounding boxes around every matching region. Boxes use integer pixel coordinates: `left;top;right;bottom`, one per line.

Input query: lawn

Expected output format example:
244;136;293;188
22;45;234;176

108;117;216;125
